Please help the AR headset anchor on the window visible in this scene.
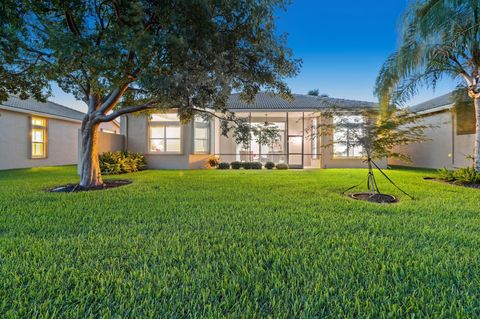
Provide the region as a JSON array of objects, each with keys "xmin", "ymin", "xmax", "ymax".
[
  {"xmin": 456, "ymin": 102, "xmax": 476, "ymax": 135},
  {"xmin": 31, "ymin": 117, "xmax": 47, "ymax": 158},
  {"xmin": 333, "ymin": 115, "xmax": 364, "ymax": 158},
  {"xmin": 148, "ymin": 113, "xmax": 182, "ymax": 153},
  {"xmin": 194, "ymin": 116, "xmax": 210, "ymax": 154}
]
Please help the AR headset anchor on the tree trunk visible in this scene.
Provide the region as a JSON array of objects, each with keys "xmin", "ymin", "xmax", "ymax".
[
  {"xmin": 475, "ymin": 97, "xmax": 480, "ymax": 171},
  {"xmin": 79, "ymin": 119, "xmax": 103, "ymax": 188}
]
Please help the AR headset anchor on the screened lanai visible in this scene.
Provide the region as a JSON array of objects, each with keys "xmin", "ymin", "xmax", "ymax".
[
  {"xmin": 215, "ymin": 111, "xmax": 321, "ymax": 168},
  {"xmin": 212, "ymin": 92, "xmax": 377, "ymax": 169}
]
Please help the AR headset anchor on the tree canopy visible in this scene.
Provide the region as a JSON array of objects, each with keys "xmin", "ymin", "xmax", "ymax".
[
  {"xmin": 1, "ymin": 0, "xmax": 300, "ymax": 120},
  {"xmin": 374, "ymin": 0, "xmax": 480, "ymax": 170},
  {"xmin": 1, "ymin": 0, "xmax": 300, "ymax": 187},
  {"xmin": 375, "ymin": 0, "xmax": 480, "ymax": 107}
]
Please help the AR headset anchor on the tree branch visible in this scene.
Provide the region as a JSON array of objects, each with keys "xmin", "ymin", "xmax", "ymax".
[
  {"xmin": 97, "ymin": 83, "xmax": 130, "ymax": 113},
  {"xmin": 65, "ymin": 10, "xmax": 81, "ymax": 36},
  {"xmin": 96, "ymin": 101, "xmax": 161, "ymax": 122}
]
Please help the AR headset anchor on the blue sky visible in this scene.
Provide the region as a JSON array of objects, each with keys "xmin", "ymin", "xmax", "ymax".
[{"xmin": 50, "ymin": 0, "xmax": 459, "ymax": 112}]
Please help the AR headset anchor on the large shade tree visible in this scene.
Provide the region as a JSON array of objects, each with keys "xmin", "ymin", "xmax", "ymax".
[
  {"xmin": 375, "ymin": 0, "xmax": 480, "ymax": 170},
  {"xmin": 0, "ymin": 0, "xmax": 299, "ymax": 188}
]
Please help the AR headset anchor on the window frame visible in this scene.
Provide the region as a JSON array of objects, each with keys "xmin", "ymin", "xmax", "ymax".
[
  {"xmin": 148, "ymin": 114, "xmax": 183, "ymax": 154},
  {"xmin": 332, "ymin": 115, "xmax": 364, "ymax": 159},
  {"xmin": 30, "ymin": 116, "xmax": 48, "ymax": 159},
  {"xmin": 193, "ymin": 117, "xmax": 211, "ymax": 154}
]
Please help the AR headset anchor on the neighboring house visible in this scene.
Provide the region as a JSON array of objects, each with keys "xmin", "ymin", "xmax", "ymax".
[
  {"xmin": 388, "ymin": 92, "xmax": 475, "ymax": 169},
  {"xmin": 0, "ymin": 95, "xmax": 121, "ymax": 170},
  {"xmin": 122, "ymin": 93, "xmax": 383, "ymax": 169}
]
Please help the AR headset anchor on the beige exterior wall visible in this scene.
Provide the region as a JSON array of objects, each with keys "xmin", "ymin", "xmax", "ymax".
[
  {"xmin": 124, "ymin": 111, "xmax": 379, "ymax": 169},
  {"xmin": 97, "ymin": 131, "xmax": 125, "ymax": 154},
  {"xmin": 388, "ymin": 108, "xmax": 475, "ymax": 169},
  {"xmin": 0, "ymin": 109, "xmax": 80, "ymax": 170},
  {"xmin": 124, "ymin": 114, "xmax": 215, "ymax": 169}
]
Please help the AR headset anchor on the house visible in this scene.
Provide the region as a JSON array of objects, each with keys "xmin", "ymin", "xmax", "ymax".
[
  {"xmin": 388, "ymin": 92, "xmax": 475, "ymax": 169},
  {"xmin": 122, "ymin": 93, "xmax": 383, "ymax": 169},
  {"xmin": 0, "ymin": 95, "xmax": 121, "ymax": 170}
]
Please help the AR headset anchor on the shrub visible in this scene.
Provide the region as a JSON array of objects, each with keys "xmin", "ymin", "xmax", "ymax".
[
  {"xmin": 242, "ymin": 162, "xmax": 252, "ymax": 169},
  {"xmin": 250, "ymin": 162, "xmax": 263, "ymax": 169},
  {"xmin": 206, "ymin": 157, "xmax": 220, "ymax": 169},
  {"xmin": 243, "ymin": 162, "xmax": 262, "ymax": 169},
  {"xmin": 453, "ymin": 167, "xmax": 479, "ymax": 183},
  {"xmin": 276, "ymin": 163, "xmax": 289, "ymax": 170},
  {"xmin": 218, "ymin": 162, "xmax": 230, "ymax": 169},
  {"xmin": 230, "ymin": 161, "xmax": 242, "ymax": 169},
  {"xmin": 265, "ymin": 162, "xmax": 275, "ymax": 169},
  {"xmin": 438, "ymin": 166, "xmax": 480, "ymax": 184},
  {"xmin": 438, "ymin": 167, "xmax": 455, "ymax": 182},
  {"xmin": 99, "ymin": 151, "xmax": 146, "ymax": 175}
]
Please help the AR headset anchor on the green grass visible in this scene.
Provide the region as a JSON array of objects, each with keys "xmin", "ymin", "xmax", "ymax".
[{"xmin": 1, "ymin": 166, "xmax": 480, "ymax": 318}]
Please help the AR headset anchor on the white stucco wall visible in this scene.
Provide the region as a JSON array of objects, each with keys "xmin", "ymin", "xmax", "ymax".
[{"xmin": 388, "ymin": 109, "xmax": 475, "ymax": 169}]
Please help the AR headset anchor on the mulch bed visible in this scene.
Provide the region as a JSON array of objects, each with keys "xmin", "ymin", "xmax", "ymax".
[
  {"xmin": 347, "ymin": 192, "xmax": 398, "ymax": 204},
  {"xmin": 423, "ymin": 177, "xmax": 480, "ymax": 189},
  {"xmin": 48, "ymin": 180, "xmax": 132, "ymax": 193}
]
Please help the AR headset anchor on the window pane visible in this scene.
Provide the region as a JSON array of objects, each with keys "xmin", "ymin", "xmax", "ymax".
[
  {"xmin": 166, "ymin": 126, "xmax": 181, "ymax": 138},
  {"xmin": 150, "ymin": 126, "xmax": 165, "ymax": 138},
  {"xmin": 32, "ymin": 117, "xmax": 46, "ymax": 127},
  {"xmin": 195, "ymin": 140, "xmax": 209, "ymax": 153},
  {"xmin": 32, "ymin": 129, "xmax": 45, "ymax": 142},
  {"xmin": 150, "ymin": 113, "xmax": 179, "ymax": 122},
  {"xmin": 333, "ymin": 115, "xmax": 364, "ymax": 158},
  {"xmin": 32, "ymin": 143, "xmax": 44, "ymax": 157},
  {"xmin": 166, "ymin": 139, "xmax": 181, "ymax": 152},
  {"xmin": 350, "ymin": 145, "xmax": 363, "ymax": 157},
  {"xmin": 333, "ymin": 143, "xmax": 348, "ymax": 157},
  {"xmin": 195, "ymin": 127, "xmax": 208, "ymax": 139},
  {"xmin": 150, "ymin": 139, "xmax": 165, "ymax": 153}
]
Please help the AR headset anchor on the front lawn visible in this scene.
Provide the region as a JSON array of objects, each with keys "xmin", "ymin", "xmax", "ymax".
[{"xmin": 1, "ymin": 166, "xmax": 480, "ymax": 318}]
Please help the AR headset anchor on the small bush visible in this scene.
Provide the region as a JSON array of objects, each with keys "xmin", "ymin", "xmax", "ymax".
[
  {"xmin": 206, "ymin": 157, "xmax": 220, "ymax": 169},
  {"xmin": 251, "ymin": 162, "xmax": 263, "ymax": 169},
  {"xmin": 438, "ymin": 167, "xmax": 455, "ymax": 182},
  {"xmin": 230, "ymin": 161, "xmax": 242, "ymax": 169},
  {"xmin": 453, "ymin": 167, "xmax": 479, "ymax": 183},
  {"xmin": 218, "ymin": 162, "xmax": 230, "ymax": 169},
  {"xmin": 243, "ymin": 162, "xmax": 262, "ymax": 169},
  {"xmin": 276, "ymin": 163, "xmax": 289, "ymax": 170},
  {"xmin": 438, "ymin": 166, "xmax": 480, "ymax": 184},
  {"xmin": 242, "ymin": 162, "xmax": 252, "ymax": 169},
  {"xmin": 265, "ymin": 162, "xmax": 275, "ymax": 169},
  {"xmin": 99, "ymin": 151, "xmax": 146, "ymax": 175}
]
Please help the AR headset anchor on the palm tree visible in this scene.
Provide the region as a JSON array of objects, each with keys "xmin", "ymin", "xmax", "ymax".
[{"xmin": 375, "ymin": 0, "xmax": 480, "ymax": 170}]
